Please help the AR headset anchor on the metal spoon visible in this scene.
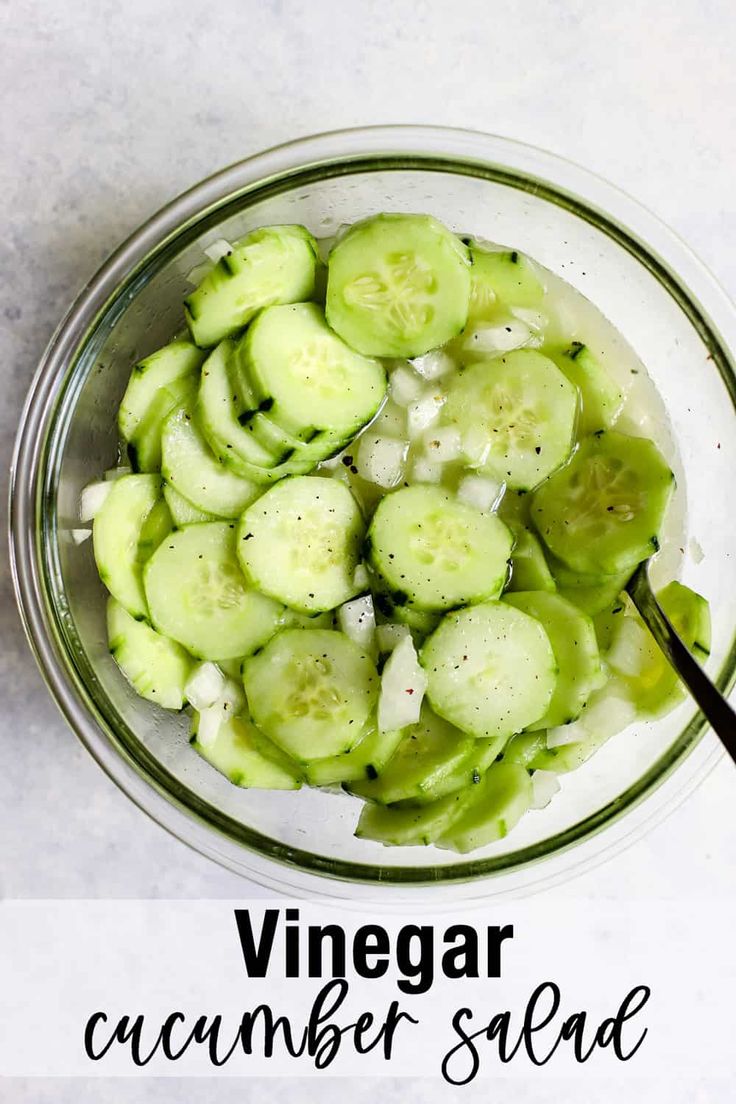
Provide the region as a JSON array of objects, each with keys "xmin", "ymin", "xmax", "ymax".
[{"xmin": 626, "ymin": 561, "xmax": 736, "ymax": 765}]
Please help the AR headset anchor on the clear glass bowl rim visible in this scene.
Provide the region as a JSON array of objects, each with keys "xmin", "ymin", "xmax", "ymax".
[{"xmin": 9, "ymin": 125, "xmax": 736, "ymax": 898}]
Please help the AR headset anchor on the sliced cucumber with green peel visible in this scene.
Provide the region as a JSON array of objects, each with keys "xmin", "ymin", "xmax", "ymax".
[
  {"xmin": 549, "ymin": 553, "xmax": 631, "ymax": 616},
  {"xmin": 304, "ymin": 725, "xmax": 405, "ymax": 786},
  {"xmin": 129, "ymin": 377, "xmax": 197, "ymax": 473},
  {"xmin": 548, "ymin": 341, "xmax": 623, "ymax": 434},
  {"xmin": 502, "ymin": 730, "xmax": 548, "ymax": 767},
  {"xmin": 185, "ymin": 224, "xmax": 319, "ymax": 347},
  {"xmin": 355, "ymin": 790, "xmax": 473, "ymax": 847},
  {"xmin": 161, "ymin": 405, "xmax": 260, "ymax": 518},
  {"xmin": 506, "ymin": 528, "xmax": 556, "ymax": 593},
  {"xmin": 350, "ymin": 703, "xmax": 475, "ymax": 805},
  {"xmin": 326, "ymin": 214, "xmax": 471, "ymax": 357},
  {"xmin": 192, "ymin": 713, "xmax": 303, "ymax": 790},
  {"xmin": 443, "ymin": 350, "xmax": 578, "ymax": 489},
  {"xmin": 237, "ymin": 476, "xmax": 364, "ymax": 613},
  {"xmin": 437, "ymin": 761, "xmax": 533, "ymax": 852},
  {"xmin": 421, "ymin": 601, "xmax": 557, "ymax": 739},
  {"xmin": 606, "ymin": 581, "xmax": 710, "ymax": 717},
  {"xmin": 528, "ymin": 675, "xmax": 637, "ymax": 773},
  {"xmin": 107, "ymin": 597, "xmax": 192, "ymax": 709},
  {"xmin": 409, "ymin": 732, "xmax": 507, "ymax": 804},
  {"xmin": 531, "ymin": 430, "xmax": 674, "ymax": 575},
  {"xmin": 504, "ymin": 591, "xmax": 601, "ymax": 728},
  {"xmin": 197, "ymin": 340, "xmax": 282, "ymax": 476},
  {"xmin": 467, "ymin": 246, "xmax": 545, "ymax": 320},
  {"xmin": 243, "ymin": 629, "xmax": 379, "ymax": 761},
  {"xmin": 239, "ymin": 302, "xmax": 386, "ymax": 440},
  {"xmin": 356, "ymin": 789, "xmax": 473, "ymax": 846},
  {"xmin": 137, "ymin": 496, "xmax": 173, "ymax": 557},
  {"xmin": 367, "ymin": 484, "xmax": 513, "ymax": 611},
  {"xmin": 144, "ymin": 522, "xmax": 283, "ymax": 660},
  {"xmin": 93, "ymin": 474, "xmax": 162, "ymax": 619},
  {"xmin": 163, "ymin": 483, "xmax": 217, "ymax": 526},
  {"xmin": 118, "ymin": 338, "xmax": 206, "ymax": 442}
]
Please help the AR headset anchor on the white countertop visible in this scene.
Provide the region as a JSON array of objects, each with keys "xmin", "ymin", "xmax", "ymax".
[{"xmin": 1, "ymin": 0, "xmax": 734, "ymax": 1099}]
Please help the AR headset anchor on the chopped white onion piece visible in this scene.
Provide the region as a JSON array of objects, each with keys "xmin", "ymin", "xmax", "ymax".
[
  {"xmin": 389, "ymin": 364, "xmax": 425, "ymax": 407},
  {"xmin": 220, "ymin": 677, "xmax": 246, "ymax": 713},
  {"xmin": 203, "ymin": 238, "xmax": 234, "ymax": 263},
  {"xmin": 376, "ymin": 623, "xmax": 411, "ymax": 654},
  {"xmin": 377, "ymin": 634, "xmax": 427, "ymax": 733},
  {"xmin": 407, "ymin": 390, "xmax": 445, "ymax": 437},
  {"xmin": 103, "ymin": 466, "xmax": 133, "ymax": 481},
  {"xmin": 531, "ymin": 770, "xmax": 561, "ymax": 809},
  {"xmin": 457, "ymin": 474, "xmax": 504, "ymax": 513},
  {"xmin": 423, "ymin": 426, "xmax": 462, "ymax": 462},
  {"xmin": 372, "ymin": 400, "xmax": 406, "ymax": 438},
  {"xmin": 353, "ymin": 563, "xmax": 370, "ymax": 590},
  {"xmin": 461, "ymin": 426, "xmax": 491, "ymax": 468},
  {"xmin": 411, "ymin": 454, "xmax": 443, "ymax": 484},
  {"xmin": 185, "ymin": 662, "xmax": 226, "ymax": 712},
  {"xmin": 185, "ymin": 262, "xmax": 210, "ymax": 286},
  {"xmin": 606, "ymin": 618, "xmax": 652, "ymax": 678},
  {"xmin": 196, "ymin": 703, "xmax": 226, "ymax": 749},
  {"xmin": 79, "ymin": 480, "xmax": 113, "ymax": 521},
  {"xmin": 337, "ymin": 594, "xmax": 376, "ymax": 654},
  {"xmin": 511, "ymin": 307, "xmax": 548, "ymax": 332},
  {"xmin": 356, "ymin": 434, "xmax": 407, "ymax": 488},
  {"xmin": 689, "ymin": 538, "xmax": 705, "ymax": 564},
  {"xmin": 71, "ymin": 528, "xmax": 92, "ymax": 545},
  {"xmin": 546, "ymin": 686, "xmax": 637, "ymax": 748},
  {"xmin": 410, "ymin": 349, "xmax": 455, "ymax": 380},
  {"xmin": 463, "ymin": 319, "xmax": 533, "ymax": 354}
]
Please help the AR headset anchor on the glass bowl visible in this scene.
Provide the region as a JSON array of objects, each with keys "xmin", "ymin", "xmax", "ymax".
[{"xmin": 10, "ymin": 127, "xmax": 736, "ymax": 901}]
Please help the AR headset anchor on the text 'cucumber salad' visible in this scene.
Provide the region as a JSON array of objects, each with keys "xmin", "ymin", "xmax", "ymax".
[{"xmin": 78, "ymin": 213, "xmax": 711, "ymax": 854}]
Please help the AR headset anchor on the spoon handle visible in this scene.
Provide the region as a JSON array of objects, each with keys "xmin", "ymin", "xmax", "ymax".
[{"xmin": 626, "ymin": 562, "xmax": 736, "ymax": 766}]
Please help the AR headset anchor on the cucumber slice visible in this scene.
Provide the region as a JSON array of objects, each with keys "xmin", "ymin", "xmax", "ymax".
[
  {"xmin": 355, "ymin": 791, "xmax": 471, "ymax": 847},
  {"xmin": 161, "ymin": 405, "xmax": 261, "ymax": 518},
  {"xmin": 437, "ymin": 762, "xmax": 534, "ymax": 852},
  {"xmin": 606, "ymin": 582, "xmax": 711, "ymax": 717},
  {"xmin": 355, "ymin": 790, "xmax": 474, "ymax": 847},
  {"xmin": 502, "ymin": 730, "xmax": 548, "ymax": 767},
  {"xmin": 243, "ymin": 628, "xmax": 379, "ymax": 761},
  {"xmin": 93, "ymin": 474, "xmax": 162, "ymax": 619},
  {"xmin": 163, "ymin": 484, "xmax": 217, "ymax": 527},
  {"xmin": 129, "ymin": 378, "xmax": 198, "ymax": 473},
  {"xmin": 107, "ymin": 598, "xmax": 192, "ymax": 709},
  {"xmin": 138, "ymin": 496, "xmax": 173, "ymax": 557},
  {"xmin": 529, "ymin": 675, "xmax": 637, "ymax": 773},
  {"xmin": 350, "ymin": 703, "xmax": 475, "ymax": 805},
  {"xmin": 443, "ymin": 350, "xmax": 578, "ymax": 490},
  {"xmin": 421, "ymin": 601, "xmax": 557, "ymax": 739},
  {"xmin": 304, "ymin": 725, "xmax": 405, "ymax": 786},
  {"xmin": 506, "ymin": 528, "xmax": 556, "ymax": 593},
  {"xmin": 184, "ymin": 224, "xmax": 319, "ymax": 348},
  {"xmin": 549, "ymin": 553, "xmax": 631, "ymax": 616},
  {"xmin": 237, "ymin": 476, "xmax": 364, "ymax": 613},
  {"xmin": 531, "ymin": 430, "xmax": 675, "ymax": 575},
  {"xmin": 118, "ymin": 338, "xmax": 206, "ymax": 442},
  {"xmin": 407, "ymin": 732, "xmax": 508, "ymax": 804},
  {"xmin": 197, "ymin": 340, "xmax": 281, "ymax": 476},
  {"xmin": 504, "ymin": 591, "xmax": 601, "ymax": 728},
  {"xmin": 240, "ymin": 302, "xmax": 386, "ymax": 439},
  {"xmin": 467, "ymin": 246, "xmax": 545, "ymax": 319},
  {"xmin": 367, "ymin": 485, "xmax": 513, "ymax": 611},
  {"xmin": 192, "ymin": 713, "xmax": 303, "ymax": 790},
  {"xmin": 326, "ymin": 214, "xmax": 471, "ymax": 357},
  {"xmin": 143, "ymin": 522, "xmax": 283, "ymax": 660},
  {"xmin": 548, "ymin": 342, "xmax": 623, "ymax": 434}
]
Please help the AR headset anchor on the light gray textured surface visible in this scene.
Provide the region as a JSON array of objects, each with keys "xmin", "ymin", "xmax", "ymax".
[{"xmin": 1, "ymin": 0, "xmax": 735, "ymax": 1098}]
